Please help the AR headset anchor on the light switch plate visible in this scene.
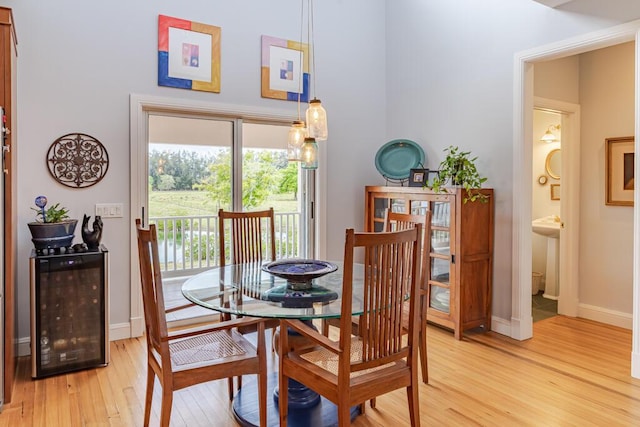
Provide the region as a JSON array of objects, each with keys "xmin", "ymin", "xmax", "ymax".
[{"xmin": 95, "ymin": 203, "xmax": 123, "ymax": 218}]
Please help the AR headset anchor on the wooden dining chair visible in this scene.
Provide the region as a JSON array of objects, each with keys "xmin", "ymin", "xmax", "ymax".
[
  {"xmin": 135, "ymin": 219, "xmax": 267, "ymax": 427},
  {"xmin": 384, "ymin": 209, "xmax": 431, "ymax": 384},
  {"xmin": 323, "ymin": 209, "xmax": 431, "ymax": 385},
  {"xmin": 218, "ymin": 208, "xmax": 279, "ymax": 391},
  {"xmin": 218, "ymin": 207, "xmax": 276, "ymax": 267},
  {"xmin": 279, "ymin": 227, "xmax": 423, "ymax": 427}
]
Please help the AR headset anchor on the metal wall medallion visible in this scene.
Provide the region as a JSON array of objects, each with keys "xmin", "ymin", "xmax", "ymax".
[{"xmin": 47, "ymin": 133, "xmax": 109, "ymax": 188}]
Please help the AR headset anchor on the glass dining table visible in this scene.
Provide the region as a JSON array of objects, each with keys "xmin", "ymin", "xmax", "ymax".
[{"xmin": 181, "ymin": 261, "xmax": 365, "ymax": 427}]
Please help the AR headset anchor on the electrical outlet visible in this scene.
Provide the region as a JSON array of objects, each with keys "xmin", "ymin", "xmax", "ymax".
[{"xmin": 95, "ymin": 203, "xmax": 123, "ymax": 218}]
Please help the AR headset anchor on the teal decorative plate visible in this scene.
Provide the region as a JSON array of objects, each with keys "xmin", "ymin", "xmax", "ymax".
[{"xmin": 375, "ymin": 139, "xmax": 425, "ymax": 180}]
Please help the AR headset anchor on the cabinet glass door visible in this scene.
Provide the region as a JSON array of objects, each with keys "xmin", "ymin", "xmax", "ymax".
[
  {"xmin": 410, "ymin": 200, "xmax": 428, "ymax": 216},
  {"xmin": 372, "ymin": 196, "xmax": 389, "ymax": 232},
  {"xmin": 428, "ymin": 200, "xmax": 452, "ymax": 314}
]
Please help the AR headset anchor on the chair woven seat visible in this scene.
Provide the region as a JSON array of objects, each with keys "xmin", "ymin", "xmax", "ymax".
[
  {"xmin": 170, "ymin": 330, "xmax": 246, "ymax": 367},
  {"xmin": 299, "ymin": 339, "xmax": 396, "ymax": 378}
]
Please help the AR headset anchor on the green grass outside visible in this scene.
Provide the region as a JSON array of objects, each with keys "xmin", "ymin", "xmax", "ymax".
[{"xmin": 149, "ymin": 190, "xmax": 299, "ymax": 218}]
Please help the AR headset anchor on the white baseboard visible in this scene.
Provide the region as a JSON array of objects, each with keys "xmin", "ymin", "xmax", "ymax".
[
  {"xmin": 17, "ymin": 337, "xmax": 30, "ymax": 357},
  {"xmin": 491, "ymin": 316, "xmax": 514, "ymax": 338},
  {"xmin": 109, "ymin": 322, "xmax": 133, "ymax": 341},
  {"xmin": 577, "ymin": 303, "xmax": 632, "ymax": 329}
]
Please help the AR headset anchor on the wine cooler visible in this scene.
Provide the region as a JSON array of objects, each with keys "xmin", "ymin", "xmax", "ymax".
[{"xmin": 29, "ymin": 246, "xmax": 109, "ymax": 378}]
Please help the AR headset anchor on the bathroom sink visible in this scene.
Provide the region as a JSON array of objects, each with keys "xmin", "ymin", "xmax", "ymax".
[{"xmin": 532, "ymin": 215, "xmax": 561, "ymax": 238}]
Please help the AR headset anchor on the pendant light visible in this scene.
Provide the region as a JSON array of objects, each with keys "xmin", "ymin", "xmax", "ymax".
[
  {"xmin": 301, "ymin": 137, "xmax": 318, "ymax": 169},
  {"xmin": 287, "ymin": 120, "xmax": 307, "ymax": 161},
  {"xmin": 306, "ymin": 99, "xmax": 327, "ymax": 141},
  {"xmin": 287, "ymin": 0, "xmax": 325, "ymax": 167},
  {"xmin": 287, "ymin": 0, "xmax": 309, "ymax": 161},
  {"xmin": 305, "ymin": 0, "xmax": 328, "ymax": 141}
]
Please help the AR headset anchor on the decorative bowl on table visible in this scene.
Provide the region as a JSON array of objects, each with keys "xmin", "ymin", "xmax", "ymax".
[{"xmin": 261, "ymin": 259, "xmax": 338, "ymax": 290}]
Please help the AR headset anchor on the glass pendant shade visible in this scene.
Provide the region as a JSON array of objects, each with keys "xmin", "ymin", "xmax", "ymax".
[
  {"xmin": 540, "ymin": 130, "xmax": 557, "ymax": 143},
  {"xmin": 301, "ymin": 137, "xmax": 318, "ymax": 170},
  {"xmin": 306, "ymin": 98, "xmax": 328, "ymax": 141},
  {"xmin": 287, "ymin": 120, "xmax": 308, "ymax": 161}
]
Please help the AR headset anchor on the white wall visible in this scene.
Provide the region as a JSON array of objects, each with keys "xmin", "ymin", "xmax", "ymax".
[
  {"xmin": 7, "ymin": 0, "xmax": 640, "ymax": 345},
  {"xmin": 579, "ymin": 42, "xmax": 635, "ymax": 314},
  {"xmin": 384, "ymin": 0, "xmax": 640, "ymax": 321},
  {"xmin": 5, "ymin": 0, "xmax": 386, "ymax": 344},
  {"xmin": 535, "ymin": 56, "xmax": 581, "ymax": 104}
]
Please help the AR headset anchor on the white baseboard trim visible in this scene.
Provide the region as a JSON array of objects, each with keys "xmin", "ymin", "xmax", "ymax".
[
  {"xmin": 109, "ymin": 322, "xmax": 132, "ymax": 341},
  {"xmin": 491, "ymin": 316, "xmax": 513, "ymax": 338},
  {"xmin": 130, "ymin": 315, "xmax": 145, "ymax": 338},
  {"xmin": 577, "ymin": 303, "xmax": 632, "ymax": 329},
  {"xmin": 17, "ymin": 337, "xmax": 30, "ymax": 357}
]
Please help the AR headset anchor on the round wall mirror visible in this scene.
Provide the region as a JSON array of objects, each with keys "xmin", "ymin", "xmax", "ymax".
[{"xmin": 545, "ymin": 149, "xmax": 561, "ymax": 180}]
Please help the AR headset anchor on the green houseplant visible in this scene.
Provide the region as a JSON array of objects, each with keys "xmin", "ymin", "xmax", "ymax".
[
  {"xmin": 28, "ymin": 197, "xmax": 78, "ymax": 251},
  {"xmin": 31, "ymin": 202, "xmax": 70, "ymax": 223},
  {"xmin": 428, "ymin": 146, "xmax": 489, "ymax": 203}
]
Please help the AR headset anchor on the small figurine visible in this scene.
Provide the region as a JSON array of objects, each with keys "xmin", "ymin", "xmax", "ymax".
[{"xmin": 81, "ymin": 214, "xmax": 103, "ymax": 250}]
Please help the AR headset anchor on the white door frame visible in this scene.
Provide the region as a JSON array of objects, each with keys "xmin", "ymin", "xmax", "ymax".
[
  {"xmin": 512, "ymin": 20, "xmax": 640, "ymax": 377},
  {"xmin": 129, "ymin": 94, "xmax": 328, "ymax": 338}
]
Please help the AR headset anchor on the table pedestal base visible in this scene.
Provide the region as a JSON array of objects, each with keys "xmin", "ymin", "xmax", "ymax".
[{"xmin": 232, "ymin": 372, "xmax": 360, "ymax": 427}]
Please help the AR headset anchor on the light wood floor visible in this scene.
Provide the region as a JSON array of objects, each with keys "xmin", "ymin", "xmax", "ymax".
[{"xmin": 2, "ymin": 316, "xmax": 640, "ymax": 426}]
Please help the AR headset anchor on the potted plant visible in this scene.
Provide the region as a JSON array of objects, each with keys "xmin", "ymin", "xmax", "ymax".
[
  {"xmin": 427, "ymin": 145, "xmax": 489, "ymax": 203},
  {"xmin": 28, "ymin": 196, "xmax": 78, "ymax": 251}
]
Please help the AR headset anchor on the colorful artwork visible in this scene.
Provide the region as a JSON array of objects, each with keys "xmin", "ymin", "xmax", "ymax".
[
  {"xmin": 158, "ymin": 15, "xmax": 221, "ymax": 93},
  {"xmin": 261, "ymin": 35, "xmax": 309, "ymax": 102}
]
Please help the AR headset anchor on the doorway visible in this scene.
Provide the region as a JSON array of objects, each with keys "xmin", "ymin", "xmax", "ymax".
[
  {"xmin": 513, "ymin": 21, "xmax": 640, "ymax": 376},
  {"xmin": 532, "ymin": 108, "xmax": 562, "ymax": 322}
]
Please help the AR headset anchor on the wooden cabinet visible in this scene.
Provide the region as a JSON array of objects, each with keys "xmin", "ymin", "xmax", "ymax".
[
  {"xmin": 365, "ymin": 186, "xmax": 494, "ymax": 339},
  {"xmin": 0, "ymin": 7, "xmax": 16, "ymax": 403}
]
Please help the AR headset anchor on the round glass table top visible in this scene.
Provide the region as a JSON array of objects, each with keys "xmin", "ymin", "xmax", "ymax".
[{"xmin": 181, "ymin": 262, "xmax": 365, "ymax": 320}]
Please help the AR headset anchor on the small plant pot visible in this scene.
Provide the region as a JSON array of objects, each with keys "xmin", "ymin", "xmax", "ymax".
[{"xmin": 28, "ymin": 219, "xmax": 78, "ymax": 251}]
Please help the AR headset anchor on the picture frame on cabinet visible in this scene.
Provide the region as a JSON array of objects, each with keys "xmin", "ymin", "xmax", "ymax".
[
  {"xmin": 605, "ymin": 136, "xmax": 634, "ymax": 206},
  {"xmin": 409, "ymin": 169, "xmax": 428, "ymax": 187}
]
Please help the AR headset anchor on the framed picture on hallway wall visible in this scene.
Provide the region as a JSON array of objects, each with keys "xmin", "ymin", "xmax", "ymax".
[{"xmin": 606, "ymin": 136, "xmax": 634, "ymax": 206}]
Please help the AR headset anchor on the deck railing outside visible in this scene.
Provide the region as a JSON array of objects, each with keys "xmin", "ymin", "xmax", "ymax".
[{"xmin": 151, "ymin": 212, "xmax": 300, "ymax": 277}]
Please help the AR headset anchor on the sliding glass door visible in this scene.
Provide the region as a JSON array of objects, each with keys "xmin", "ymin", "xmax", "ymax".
[{"xmin": 145, "ymin": 112, "xmax": 311, "ymax": 322}]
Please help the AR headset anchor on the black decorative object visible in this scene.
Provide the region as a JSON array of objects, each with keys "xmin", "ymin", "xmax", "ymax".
[
  {"xmin": 263, "ymin": 285, "xmax": 339, "ymax": 308},
  {"xmin": 81, "ymin": 214, "xmax": 103, "ymax": 250},
  {"xmin": 261, "ymin": 259, "xmax": 338, "ymax": 290},
  {"xmin": 47, "ymin": 133, "xmax": 109, "ymax": 188}
]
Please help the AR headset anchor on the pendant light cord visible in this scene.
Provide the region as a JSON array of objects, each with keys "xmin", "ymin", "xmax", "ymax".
[
  {"xmin": 297, "ymin": 0, "xmax": 305, "ymax": 121},
  {"xmin": 309, "ymin": 0, "xmax": 317, "ymax": 100}
]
